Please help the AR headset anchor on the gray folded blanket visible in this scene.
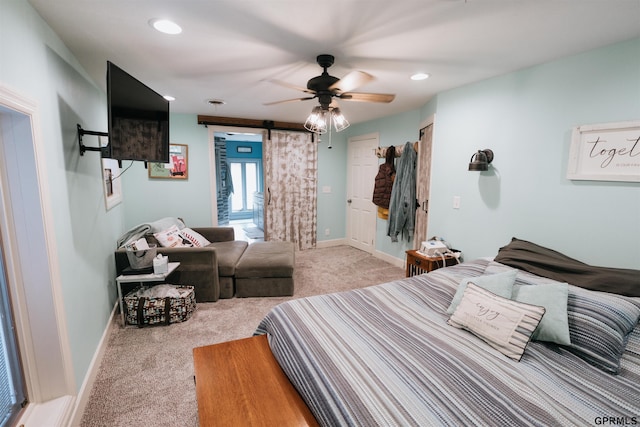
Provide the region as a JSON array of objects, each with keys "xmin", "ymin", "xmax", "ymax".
[{"xmin": 117, "ymin": 217, "xmax": 185, "ymax": 248}]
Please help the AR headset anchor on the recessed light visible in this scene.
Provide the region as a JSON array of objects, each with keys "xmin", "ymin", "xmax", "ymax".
[
  {"xmin": 163, "ymin": 95, "xmax": 175, "ymax": 101},
  {"xmin": 149, "ymin": 19, "xmax": 182, "ymax": 35},
  {"xmin": 411, "ymin": 73, "xmax": 430, "ymax": 81}
]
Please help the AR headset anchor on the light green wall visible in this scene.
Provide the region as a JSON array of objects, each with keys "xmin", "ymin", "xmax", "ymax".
[
  {"xmin": 349, "ymin": 38, "xmax": 639, "ymax": 268},
  {"xmin": 1, "ymin": 0, "xmax": 124, "ymax": 391},
  {"xmin": 426, "ymin": 37, "xmax": 640, "ymax": 268},
  {"xmin": 316, "ymin": 132, "xmax": 348, "ymax": 240}
]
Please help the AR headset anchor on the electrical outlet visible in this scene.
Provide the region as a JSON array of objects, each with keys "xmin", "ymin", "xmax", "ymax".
[
  {"xmin": 453, "ymin": 196, "xmax": 461, "ymax": 209},
  {"xmin": 325, "ymin": 228, "xmax": 330, "ymax": 236}
]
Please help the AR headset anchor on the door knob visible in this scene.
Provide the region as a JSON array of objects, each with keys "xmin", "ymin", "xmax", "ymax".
[{"xmin": 347, "ymin": 199, "xmax": 352, "ymax": 204}]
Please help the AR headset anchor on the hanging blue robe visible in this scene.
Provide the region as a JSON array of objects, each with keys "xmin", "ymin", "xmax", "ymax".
[{"xmin": 387, "ymin": 141, "xmax": 417, "ymax": 242}]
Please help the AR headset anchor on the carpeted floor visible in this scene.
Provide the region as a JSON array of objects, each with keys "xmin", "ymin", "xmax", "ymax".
[{"xmin": 80, "ymin": 245, "xmax": 404, "ymax": 427}]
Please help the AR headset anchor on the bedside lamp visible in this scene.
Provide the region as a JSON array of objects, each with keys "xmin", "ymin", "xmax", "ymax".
[{"xmin": 468, "ymin": 149, "xmax": 494, "ymax": 171}]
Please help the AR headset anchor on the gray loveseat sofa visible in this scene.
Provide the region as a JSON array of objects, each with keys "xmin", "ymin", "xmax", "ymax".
[{"xmin": 115, "ymin": 227, "xmax": 248, "ymax": 302}]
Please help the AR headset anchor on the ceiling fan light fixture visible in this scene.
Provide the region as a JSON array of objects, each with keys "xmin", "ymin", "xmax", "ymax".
[
  {"xmin": 304, "ymin": 106, "xmax": 328, "ymax": 134},
  {"xmin": 411, "ymin": 73, "xmax": 430, "ymax": 81},
  {"xmin": 331, "ymin": 108, "xmax": 350, "ymax": 132},
  {"xmin": 149, "ymin": 19, "xmax": 182, "ymax": 35}
]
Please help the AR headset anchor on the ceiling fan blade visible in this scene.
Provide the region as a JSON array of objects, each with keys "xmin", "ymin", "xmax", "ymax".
[
  {"xmin": 339, "ymin": 92, "xmax": 396, "ymax": 103},
  {"xmin": 329, "ymin": 71, "xmax": 374, "ymax": 93},
  {"xmin": 267, "ymin": 79, "xmax": 315, "ymax": 94},
  {"xmin": 263, "ymin": 96, "xmax": 316, "ymax": 106}
]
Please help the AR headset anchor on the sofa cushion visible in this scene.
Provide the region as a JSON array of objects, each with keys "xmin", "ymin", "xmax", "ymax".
[
  {"xmin": 236, "ymin": 242, "xmax": 294, "ymax": 278},
  {"xmin": 208, "ymin": 240, "xmax": 248, "ymax": 276}
]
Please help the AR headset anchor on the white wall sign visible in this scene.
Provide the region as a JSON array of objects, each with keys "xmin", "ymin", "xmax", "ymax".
[{"xmin": 567, "ymin": 120, "xmax": 640, "ymax": 182}]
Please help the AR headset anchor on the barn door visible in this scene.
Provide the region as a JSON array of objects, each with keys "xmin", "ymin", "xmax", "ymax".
[
  {"xmin": 414, "ymin": 124, "xmax": 433, "ymax": 248},
  {"xmin": 263, "ymin": 130, "xmax": 317, "ymax": 250}
]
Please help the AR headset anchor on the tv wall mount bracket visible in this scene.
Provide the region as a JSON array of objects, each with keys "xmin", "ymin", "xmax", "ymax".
[{"xmin": 77, "ymin": 124, "xmax": 109, "ymax": 156}]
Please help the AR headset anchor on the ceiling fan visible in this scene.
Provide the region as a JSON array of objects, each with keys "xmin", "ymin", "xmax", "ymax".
[{"xmin": 264, "ymin": 54, "xmax": 396, "ymax": 110}]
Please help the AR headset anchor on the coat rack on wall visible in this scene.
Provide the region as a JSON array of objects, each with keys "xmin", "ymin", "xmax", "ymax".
[{"xmin": 374, "ymin": 141, "xmax": 418, "ymax": 158}]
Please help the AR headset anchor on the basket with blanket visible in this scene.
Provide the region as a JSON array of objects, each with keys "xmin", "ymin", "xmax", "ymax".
[{"xmin": 124, "ymin": 284, "xmax": 196, "ymax": 327}]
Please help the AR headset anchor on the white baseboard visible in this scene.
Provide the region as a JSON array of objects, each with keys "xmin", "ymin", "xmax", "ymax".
[
  {"xmin": 67, "ymin": 303, "xmax": 118, "ymax": 427},
  {"xmin": 18, "ymin": 395, "xmax": 75, "ymax": 427},
  {"xmin": 374, "ymin": 249, "xmax": 404, "ymax": 269},
  {"xmin": 316, "ymin": 238, "xmax": 347, "ymax": 248}
]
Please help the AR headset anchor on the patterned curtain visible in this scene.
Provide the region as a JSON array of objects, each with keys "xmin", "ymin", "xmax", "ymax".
[
  {"xmin": 263, "ymin": 130, "xmax": 317, "ymax": 250},
  {"xmin": 413, "ymin": 124, "xmax": 433, "ymax": 249}
]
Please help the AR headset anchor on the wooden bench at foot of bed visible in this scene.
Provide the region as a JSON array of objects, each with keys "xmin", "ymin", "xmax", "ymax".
[{"xmin": 193, "ymin": 334, "xmax": 319, "ymax": 427}]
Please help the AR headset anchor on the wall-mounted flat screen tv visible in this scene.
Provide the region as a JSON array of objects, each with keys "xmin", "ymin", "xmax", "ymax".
[{"xmin": 105, "ymin": 61, "xmax": 169, "ymax": 163}]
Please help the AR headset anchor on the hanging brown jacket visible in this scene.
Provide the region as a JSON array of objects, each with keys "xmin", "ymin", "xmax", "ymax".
[{"xmin": 372, "ymin": 146, "xmax": 396, "ymax": 209}]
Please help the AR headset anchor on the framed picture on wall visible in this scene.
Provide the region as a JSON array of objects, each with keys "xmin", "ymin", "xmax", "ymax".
[
  {"xmin": 100, "ymin": 136, "xmax": 123, "ymax": 210},
  {"xmin": 567, "ymin": 120, "xmax": 640, "ymax": 182},
  {"xmin": 148, "ymin": 144, "xmax": 188, "ymax": 179}
]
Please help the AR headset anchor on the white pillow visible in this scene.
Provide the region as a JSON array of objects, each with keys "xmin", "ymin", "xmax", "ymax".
[
  {"xmin": 179, "ymin": 228, "xmax": 211, "ymax": 248},
  {"xmin": 154, "ymin": 225, "xmax": 191, "ymax": 248},
  {"xmin": 448, "ymin": 282, "xmax": 546, "ymax": 361}
]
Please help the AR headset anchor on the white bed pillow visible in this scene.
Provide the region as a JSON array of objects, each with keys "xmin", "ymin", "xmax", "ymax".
[
  {"xmin": 448, "ymin": 282, "xmax": 546, "ymax": 361},
  {"xmin": 154, "ymin": 225, "xmax": 191, "ymax": 248},
  {"xmin": 179, "ymin": 227, "xmax": 211, "ymax": 248}
]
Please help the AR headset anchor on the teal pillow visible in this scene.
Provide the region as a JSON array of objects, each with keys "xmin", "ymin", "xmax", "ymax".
[
  {"xmin": 447, "ymin": 270, "xmax": 517, "ymax": 314},
  {"xmin": 512, "ymin": 283, "xmax": 571, "ymax": 346}
]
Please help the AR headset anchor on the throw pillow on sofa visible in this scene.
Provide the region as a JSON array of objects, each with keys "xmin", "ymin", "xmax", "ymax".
[
  {"xmin": 154, "ymin": 225, "xmax": 191, "ymax": 248},
  {"xmin": 179, "ymin": 228, "xmax": 211, "ymax": 248}
]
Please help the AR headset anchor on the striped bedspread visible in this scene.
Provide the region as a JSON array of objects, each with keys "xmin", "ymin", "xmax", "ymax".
[{"xmin": 255, "ymin": 259, "xmax": 640, "ymax": 427}]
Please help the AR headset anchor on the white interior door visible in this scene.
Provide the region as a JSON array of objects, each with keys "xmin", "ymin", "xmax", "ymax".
[{"xmin": 346, "ymin": 133, "xmax": 379, "ymax": 253}]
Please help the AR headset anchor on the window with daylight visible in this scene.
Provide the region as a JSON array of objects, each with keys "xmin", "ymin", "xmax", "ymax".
[
  {"xmin": 229, "ymin": 160, "xmax": 260, "ymax": 220},
  {"xmin": 0, "ymin": 242, "xmax": 26, "ymax": 427}
]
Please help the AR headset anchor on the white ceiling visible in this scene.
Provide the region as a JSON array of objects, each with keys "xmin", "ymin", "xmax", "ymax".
[{"xmin": 28, "ymin": 0, "xmax": 640, "ymax": 126}]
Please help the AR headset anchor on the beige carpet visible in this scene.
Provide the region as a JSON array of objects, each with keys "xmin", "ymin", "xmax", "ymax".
[{"xmin": 80, "ymin": 245, "xmax": 404, "ymax": 427}]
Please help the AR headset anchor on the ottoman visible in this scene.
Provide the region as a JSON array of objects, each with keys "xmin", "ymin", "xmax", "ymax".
[{"xmin": 235, "ymin": 242, "xmax": 295, "ymax": 297}]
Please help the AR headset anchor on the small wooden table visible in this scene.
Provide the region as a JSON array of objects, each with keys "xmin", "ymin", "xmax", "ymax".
[
  {"xmin": 193, "ymin": 335, "xmax": 319, "ymax": 427},
  {"xmin": 406, "ymin": 250, "xmax": 458, "ymax": 277}
]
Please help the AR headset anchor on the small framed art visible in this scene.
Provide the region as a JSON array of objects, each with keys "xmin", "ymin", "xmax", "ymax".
[{"xmin": 149, "ymin": 144, "xmax": 188, "ymax": 179}]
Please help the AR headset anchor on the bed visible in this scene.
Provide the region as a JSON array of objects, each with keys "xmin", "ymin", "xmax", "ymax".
[{"xmin": 255, "ymin": 239, "xmax": 640, "ymax": 426}]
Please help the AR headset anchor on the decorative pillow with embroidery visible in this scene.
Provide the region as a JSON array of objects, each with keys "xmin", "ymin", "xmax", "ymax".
[
  {"xmin": 153, "ymin": 225, "xmax": 191, "ymax": 248},
  {"xmin": 448, "ymin": 282, "xmax": 546, "ymax": 361},
  {"xmin": 179, "ymin": 228, "xmax": 211, "ymax": 248}
]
